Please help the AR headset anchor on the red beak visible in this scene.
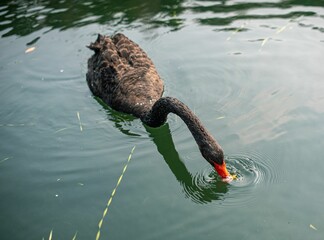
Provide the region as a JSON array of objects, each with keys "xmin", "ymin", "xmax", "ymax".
[{"xmin": 214, "ymin": 161, "xmax": 230, "ymax": 179}]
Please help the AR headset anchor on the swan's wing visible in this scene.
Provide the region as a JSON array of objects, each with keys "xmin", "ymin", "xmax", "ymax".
[{"xmin": 87, "ymin": 33, "xmax": 164, "ymax": 117}]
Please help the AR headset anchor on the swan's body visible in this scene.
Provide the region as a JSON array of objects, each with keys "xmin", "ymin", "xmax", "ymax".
[{"xmin": 87, "ymin": 33, "xmax": 230, "ymax": 179}]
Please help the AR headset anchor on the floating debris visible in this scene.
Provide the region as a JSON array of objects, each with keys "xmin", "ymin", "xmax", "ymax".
[
  {"xmin": 227, "ymin": 22, "xmax": 248, "ymax": 41},
  {"xmin": 77, "ymin": 111, "xmax": 83, "ymax": 131},
  {"xmin": 55, "ymin": 127, "xmax": 69, "ymax": 133},
  {"xmin": 96, "ymin": 146, "xmax": 136, "ymax": 240},
  {"xmin": 72, "ymin": 231, "xmax": 78, "ymax": 240},
  {"xmin": 259, "ymin": 21, "xmax": 291, "ymax": 51},
  {"xmin": 0, "ymin": 123, "xmax": 34, "ymax": 127},
  {"xmin": 261, "ymin": 37, "xmax": 270, "ymax": 47},
  {"xmin": 44, "ymin": 229, "xmax": 77, "ymax": 240},
  {"xmin": 0, "ymin": 157, "xmax": 10, "ymax": 164},
  {"xmin": 49, "ymin": 229, "xmax": 53, "ymax": 240},
  {"xmin": 276, "ymin": 25, "xmax": 287, "ymax": 34},
  {"xmin": 25, "ymin": 46, "xmax": 36, "ymax": 53},
  {"xmin": 310, "ymin": 224, "xmax": 317, "ymax": 231},
  {"xmin": 216, "ymin": 116, "xmax": 225, "ymax": 120}
]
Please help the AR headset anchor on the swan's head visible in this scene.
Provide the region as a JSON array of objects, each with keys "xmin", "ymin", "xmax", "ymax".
[{"xmin": 200, "ymin": 145, "xmax": 230, "ymax": 179}]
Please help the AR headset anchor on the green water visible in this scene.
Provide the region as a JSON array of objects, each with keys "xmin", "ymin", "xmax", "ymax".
[{"xmin": 1, "ymin": 0, "xmax": 324, "ymax": 239}]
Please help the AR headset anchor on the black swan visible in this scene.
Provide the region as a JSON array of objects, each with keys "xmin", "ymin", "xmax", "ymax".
[{"xmin": 86, "ymin": 33, "xmax": 232, "ymax": 180}]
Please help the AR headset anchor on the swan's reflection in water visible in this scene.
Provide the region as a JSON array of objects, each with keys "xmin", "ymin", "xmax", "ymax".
[
  {"xmin": 147, "ymin": 124, "xmax": 277, "ymax": 205},
  {"xmin": 101, "ymin": 103, "xmax": 274, "ymax": 205},
  {"xmin": 99, "ymin": 102, "xmax": 230, "ymax": 203},
  {"xmin": 146, "ymin": 123, "xmax": 229, "ymax": 204}
]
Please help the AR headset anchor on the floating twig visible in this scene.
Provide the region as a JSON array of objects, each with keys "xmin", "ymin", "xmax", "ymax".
[
  {"xmin": 227, "ymin": 22, "xmax": 248, "ymax": 41},
  {"xmin": 0, "ymin": 123, "xmax": 34, "ymax": 127},
  {"xmin": 0, "ymin": 157, "xmax": 11, "ymax": 164},
  {"xmin": 49, "ymin": 229, "xmax": 53, "ymax": 240},
  {"xmin": 276, "ymin": 25, "xmax": 287, "ymax": 34},
  {"xmin": 261, "ymin": 37, "xmax": 270, "ymax": 47},
  {"xmin": 25, "ymin": 46, "xmax": 36, "ymax": 53},
  {"xmin": 76, "ymin": 112, "xmax": 83, "ymax": 131},
  {"xmin": 310, "ymin": 224, "xmax": 317, "ymax": 231},
  {"xmin": 259, "ymin": 22, "xmax": 291, "ymax": 51},
  {"xmin": 55, "ymin": 127, "xmax": 69, "ymax": 133},
  {"xmin": 96, "ymin": 146, "xmax": 136, "ymax": 240},
  {"xmin": 72, "ymin": 231, "xmax": 78, "ymax": 240}
]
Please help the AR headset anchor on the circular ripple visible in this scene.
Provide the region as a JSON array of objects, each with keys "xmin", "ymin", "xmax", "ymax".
[
  {"xmin": 181, "ymin": 169, "xmax": 230, "ymax": 204},
  {"xmin": 227, "ymin": 151, "xmax": 280, "ymax": 186},
  {"xmin": 186, "ymin": 152, "xmax": 279, "ymax": 205}
]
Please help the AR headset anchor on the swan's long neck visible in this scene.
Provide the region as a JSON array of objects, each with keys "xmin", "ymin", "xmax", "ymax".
[{"xmin": 142, "ymin": 97, "xmax": 224, "ymax": 165}]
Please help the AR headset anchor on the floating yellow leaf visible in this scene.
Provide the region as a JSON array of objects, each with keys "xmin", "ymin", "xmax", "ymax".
[
  {"xmin": 25, "ymin": 47, "xmax": 36, "ymax": 53},
  {"xmin": 231, "ymin": 174, "xmax": 237, "ymax": 180}
]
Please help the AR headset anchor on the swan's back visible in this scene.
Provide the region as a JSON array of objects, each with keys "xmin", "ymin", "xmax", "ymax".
[{"xmin": 87, "ymin": 33, "xmax": 164, "ymax": 118}]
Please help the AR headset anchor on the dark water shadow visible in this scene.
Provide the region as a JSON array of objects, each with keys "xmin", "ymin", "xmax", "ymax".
[
  {"xmin": 1, "ymin": 0, "xmax": 322, "ymax": 38},
  {"xmin": 0, "ymin": 0, "xmax": 187, "ymax": 37},
  {"xmin": 95, "ymin": 97, "xmax": 141, "ymax": 137},
  {"xmin": 145, "ymin": 123, "xmax": 229, "ymax": 204}
]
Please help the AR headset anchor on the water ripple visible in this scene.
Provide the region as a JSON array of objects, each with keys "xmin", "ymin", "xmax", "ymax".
[{"xmin": 186, "ymin": 152, "xmax": 278, "ymax": 205}]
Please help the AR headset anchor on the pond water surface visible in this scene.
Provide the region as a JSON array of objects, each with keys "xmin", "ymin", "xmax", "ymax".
[{"xmin": 1, "ymin": 0, "xmax": 324, "ymax": 239}]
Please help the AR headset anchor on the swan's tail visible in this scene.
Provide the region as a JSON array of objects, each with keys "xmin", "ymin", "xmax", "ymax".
[{"xmin": 87, "ymin": 34, "xmax": 105, "ymax": 52}]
